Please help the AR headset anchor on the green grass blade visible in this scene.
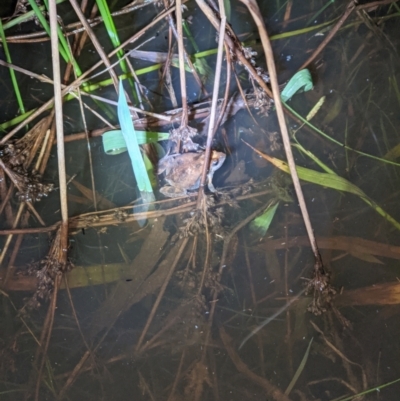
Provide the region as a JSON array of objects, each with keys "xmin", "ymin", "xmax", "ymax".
[
  {"xmin": 306, "ymin": 0, "xmax": 335, "ymax": 26},
  {"xmin": 27, "ymin": 0, "xmax": 81, "ymax": 75},
  {"xmin": 182, "ymin": 20, "xmax": 213, "ymax": 82},
  {"xmin": 0, "ymin": 19, "xmax": 25, "ymax": 113},
  {"xmin": 250, "ymin": 202, "xmax": 279, "ymax": 236},
  {"xmin": 285, "ymin": 337, "xmax": 313, "ymax": 395},
  {"xmin": 284, "ymin": 102, "xmax": 400, "ymax": 167},
  {"xmin": 96, "ymin": 0, "xmax": 137, "ymax": 101},
  {"xmin": 117, "ymin": 80, "xmax": 154, "ymax": 196},
  {"xmin": 244, "ymin": 141, "xmax": 400, "ymax": 231},
  {"xmin": 333, "ymin": 376, "xmax": 400, "ymax": 401},
  {"xmin": 42, "ymin": 0, "xmax": 82, "ymax": 75},
  {"xmin": 292, "ymin": 143, "xmax": 336, "ymax": 174},
  {"xmin": 224, "ymin": 0, "xmax": 231, "ymax": 21},
  {"xmin": 3, "ymin": 0, "xmax": 66, "ymax": 30}
]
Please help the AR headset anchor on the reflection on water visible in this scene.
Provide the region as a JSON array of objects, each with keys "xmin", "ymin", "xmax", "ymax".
[{"xmin": 1, "ymin": 0, "xmax": 400, "ymax": 400}]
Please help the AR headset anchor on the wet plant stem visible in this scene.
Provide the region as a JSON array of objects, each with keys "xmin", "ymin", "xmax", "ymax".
[
  {"xmin": 240, "ymin": 0, "xmax": 323, "ymax": 270},
  {"xmin": 196, "ymin": 10, "xmax": 226, "ymax": 207},
  {"xmin": 175, "ymin": 0, "xmax": 189, "ymax": 128},
  {"xmin": 49, "ymin": 0, "xmax": 68, "ymax": 229}
]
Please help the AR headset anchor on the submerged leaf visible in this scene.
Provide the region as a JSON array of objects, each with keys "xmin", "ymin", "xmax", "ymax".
[
  {"xmin": 250, "ymin": 202, "xmax": 279, "ymax": 237},
  {"xmin": 281, "ymin": 69, "xmax": 313, "ymax": 102},
  {"xmin": 350, "ymin": 251, "xmax": 384, "ymax": 265}
]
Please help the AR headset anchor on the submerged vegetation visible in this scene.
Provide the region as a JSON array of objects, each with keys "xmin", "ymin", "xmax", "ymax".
[{"xmin": 0, "ymin": 0, "xmax": 400, "ymax": 400}]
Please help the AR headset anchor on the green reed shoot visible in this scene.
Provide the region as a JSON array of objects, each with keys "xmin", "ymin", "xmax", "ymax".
[
  {"xmin": 96, "ymin": 0, "xmax": 137, "ymax": 102},
  {"xmin": 285, "ymin": 338, "xmax": 313, "ymax": 395},
  {"xmin": 27, "ymin": 0, "xmax": 82, "ymax": 76},
  {"xmin": 250, "ymin": 201, "xmax": 279, "ymax": 237},
  {"xmin": 245, "ymin": 141, "xmax": 400, "ymax": 232},
  {"xmin": 2, "ymin": 0, "xmax": 66, "ymax": 31},
  {"xmin": 306, "ymin": 0, "xmax": 335, "ymax": 26},
  {"xmin": 0, "ymin": 19, "xmax": 25, "ymax": 114},
  {"xmin": 182, "ymin": 20, "xmax": 213, "ymax": 84}
]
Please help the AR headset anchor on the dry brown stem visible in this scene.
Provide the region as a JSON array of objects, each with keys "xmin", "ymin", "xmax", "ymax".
[
  {"xmin": 196, "ymin": 7, "xmax": 226, "ymax": 207},
  {"xmin": 239, "ymin": 0, "xmax": 323, "ymax": 273},
  {"xmin": 68, "ymin": 0, "xmax": 119, "ymax": 91},
  {"xmin": 298, "ymin": 0, "xmax": 357, "ymax": 71}
]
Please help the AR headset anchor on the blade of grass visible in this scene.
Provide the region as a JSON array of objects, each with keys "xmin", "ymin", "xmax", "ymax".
[
  {"xmin": 250, "ymin": 202, "xmax": 279, "ymax": 236},
  {"xmin": 333, "ymin": 376, "xmax": 400, "ymax": 401},
  {"xmin": 0, "ymin": 19, "xmax": 25, "ymax": 114},
  {"xmin": 285, "ymin": 337, "xmax": 313, "ymax": 395},
  {"xmin": 306, "ymin": 0, "xmax": 335, "ymax": 26},
  {"xmin": 244, "ymin": 140, "xmax": 400, "ymax": 231},
  {"xmin": 27, "ymin": 0, "xmax": 82, "ymax": 75},
  {"xmin": 182, "ymin": 20, "xmax": 213, "ymax": 83},
  {"xmin": 95, "ymin": 0, "xmax": 137, "ymax": 102},
  {"xmin": 3, "ymin": 0, "xmax": 66, "ymax": 31},
  {"xmin": 284, "ymin": 101, "xmax": 400, "ymax": 167}
]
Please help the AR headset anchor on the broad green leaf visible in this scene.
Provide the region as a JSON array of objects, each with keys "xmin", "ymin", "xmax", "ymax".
[
  {"xmin": 250, "ymin": 202, "xmax": 279, "ymax": 237},
  {"xmin": 102, "ymin": 130, "xmax": 169, "ymax": 155},
  {"xmin": 117, "ymin": 80, "xmax": 154, "ymax": 197},
  {"xmin": 281, "ymin": 69, "xmax": 313, "ymax": 102}
]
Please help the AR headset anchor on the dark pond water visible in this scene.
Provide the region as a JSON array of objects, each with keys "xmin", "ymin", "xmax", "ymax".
[{"xmin": 1, "ymin": 0, "xmax": 400, "ymax": 400}]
